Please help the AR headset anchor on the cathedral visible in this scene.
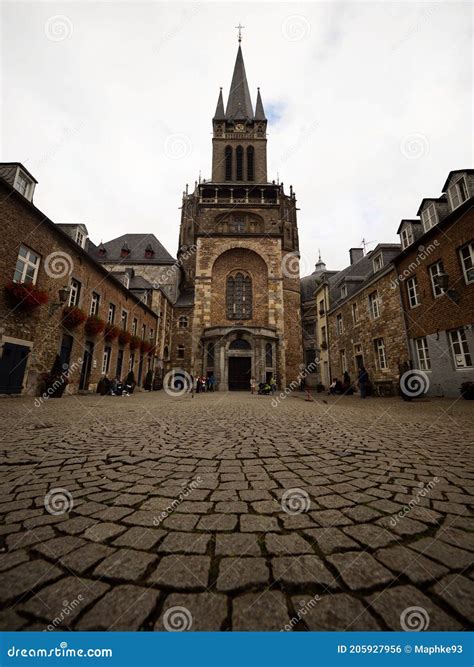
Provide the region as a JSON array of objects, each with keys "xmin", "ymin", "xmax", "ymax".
[{"xmin": 170, "ymin": 42, "xmax": 303, "ymax": 390}]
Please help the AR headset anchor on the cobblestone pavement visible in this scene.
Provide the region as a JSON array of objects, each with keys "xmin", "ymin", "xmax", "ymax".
[{"xmin": 0, "ymin": 390, "xmax": 473, "ymax": 632}]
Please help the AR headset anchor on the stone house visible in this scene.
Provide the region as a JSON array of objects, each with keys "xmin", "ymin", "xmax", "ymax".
[
  {"xmin": 393, "ymin": 169, "xmax": 474, "ymax": 397},
  {"xmin": 0, "ymin": 165, "xmax": 163, "ymax": 395}
]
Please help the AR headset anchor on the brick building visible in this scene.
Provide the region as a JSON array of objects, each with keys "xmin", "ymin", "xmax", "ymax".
[
  {"xmin": 327, "ymin": 245, "xmax": 409, "ymax": 395},
  {"xmin": 0, "ymin": 165, "xmax": 163, "ymax": 395},
  {"xmin": 393, "ymin": 169, "xmax": 474, "ymax": 397},
  {"xmin": 170, "ymin": 44, "xmax": 303, "ymax": 389}
]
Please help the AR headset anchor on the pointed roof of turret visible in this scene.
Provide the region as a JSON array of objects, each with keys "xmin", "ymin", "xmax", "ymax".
[
  {"xmin": 254, "ymin": 88, "xmax": 266, "ymax": 120},
  {"xmin": 213, "ymin": 88, "xmax": 226, "ymax": 120},
  {"xmin": 225, "ymin": 45, "xmax": 254, "ymax": 121}
]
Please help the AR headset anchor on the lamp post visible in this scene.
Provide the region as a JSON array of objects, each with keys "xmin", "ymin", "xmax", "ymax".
[
  {"xmin": 49, "ymin": 286, "xmax": 71, "ymax": 315},
  {"xmin": 437, "ymin": 272, "xmax": 460, "ymax": 304}
]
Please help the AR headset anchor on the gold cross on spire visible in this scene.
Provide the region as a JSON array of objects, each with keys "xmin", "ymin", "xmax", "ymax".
[{"xmin": 235, "ymin": 23, "xmax": 245, "ymax": 43}]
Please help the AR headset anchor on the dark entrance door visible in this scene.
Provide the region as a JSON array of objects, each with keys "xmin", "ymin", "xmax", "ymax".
[
  {"xmin": 0, "ymin": 343, "xmax": 30, "ymax": 394},
  {"xmin": 228, "ymin": 356, "xmax": 251, "ymax": 391},
  {"xmin": 59, "ymin": 334, "xmax": 73, "ymax": 370},
  {"xmin": 79, "ymin": 341, "xmax": 94, "ymax": 391}
]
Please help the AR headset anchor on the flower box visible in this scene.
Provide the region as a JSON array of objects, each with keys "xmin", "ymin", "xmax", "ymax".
[
  {"xmin": 5, "ymin": 281, "xmax": 49, "ymax": 312},
  {"xmin": 140, "ymin": 340, "xmax": 153, "ymax": 354},
  {"xmin": 118, "ymin": 330, "xmax": 131, "ymax": 345},
  {"xmin": 62, "ymin": 306, "xmax": 87, "ymax": 329},
  {"xmin": 320, "ymin": 341, "xmax": 328, "ymax": 350},
  {"xmin": 85, "ymin": 315, "xmax": 106, "ymax": 336},
  {"xmin": 104, "ymin": 324, "xmax": 120, "ymax": 341},
  {"xmin": 129, "ymin": 335, "xmax": 141, "ymax": 351}
]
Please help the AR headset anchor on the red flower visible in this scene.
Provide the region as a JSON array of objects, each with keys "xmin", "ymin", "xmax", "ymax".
[
  {"xmin": 118, "ymin": 330, "xmax": 131, "ymax": 345},
  {"xmin": 5, "ymin": 281, "xmax": 49, "ymax": 312},
  {"xmin": 85, "ymin": 315, "xmax": 106, "ymax": 336},
  {"xmin": 62, "ymin": 306, "xmax": 87, "ymax": 329},
  {"xmin": 129, "ymin": 335, "xmax": 141, "ymax": 351},
  {"xmin": 104, "ymin": 324, "xmax": 120, "ymax": 341}
]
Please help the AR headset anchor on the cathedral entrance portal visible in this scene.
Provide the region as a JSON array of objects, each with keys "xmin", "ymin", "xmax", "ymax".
[{"xmin": 228, "ymin": 356, "xmax": 251, "ymax": 391}]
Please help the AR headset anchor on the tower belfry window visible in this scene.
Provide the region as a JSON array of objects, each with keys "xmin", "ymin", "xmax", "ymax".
[
  {"xmin": 226, "ymin": 272, "xmax": 252, "ymax": 320},
  {"xmin": 225, "ymin": 146, "xmax": 232, "ymax": 181},
  {"xmin": 247, "ymin": 146, "xmax": 254, "ymax": 181},
  {"xmin": 236, "ymin": 146, "xmax": 243, "ymax": 181}
]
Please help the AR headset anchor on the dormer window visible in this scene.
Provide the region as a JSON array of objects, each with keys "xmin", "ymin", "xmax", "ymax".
[
  {"xmin": 144, "ymin": 244, "xmax": 155, "ymax": 259},
  {"xmin": 14, "ymin": 170, "xmax": 33, "ymax": 200},
  {"xmin": 373, "ymin": 254, "xmax": 384, "ymax": 272},
  {"xmin": 401, "ymin": 226, "xmax": 414, "ymax": 249},
  {"xmin": 421, "ymin": 203, "xmax": 438, "ymax": 233},
  {"xmin": 121, "ymin": 244, "xmax": 130, "ymax": 258},
  {"xmin": 75, "ymin": 230, "xmax": 85, "ymax": 248},
  {"xmin": 98, "ymin": 247, "xmax": 107, "ymax": 257},
  {"xmin": 448, "ymin": 177, "xmax": 468, "ymax": 211},
  {"xmin": 123, "ymin": 274, "xmax": 130, "ymax": 289},
  {"xmin": 341, "ymin": 284, "xmax": 347, "ymax": 299}
]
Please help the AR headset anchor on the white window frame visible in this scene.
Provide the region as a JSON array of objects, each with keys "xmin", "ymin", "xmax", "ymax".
[
  {"xmin": 108, "ymin": 303, "xmax": 116, "ymax": 324},
  {"xmin": 369, "ymin": 291, "xmax": 381, "ymax": 319},
  {"xmin": 336, "ymin": 314, "xmax": 343, "ymax": 335},
  {"xmin": 177, "ymin": 345, "xmax": 185, "ymax": 360},
  {"xmin": 14, "ymin": 169, "xmax": 33, "ymax": 199},
  {"xmin": 449, "ymin": 329, "xmax": 472, "ymax": 369},
  {"xmin": 406, "ymin": 276, "xmax": 420, "ymax": 308},
  {"xmin": 448, "ymin": 177, "xmax": 468, "ymax": 211},
  {"xmin": 121, "ymin": 310, "xmax": 128, "ymax": 330},
  {"xmin": 341, "ymin": 284, "xmax": 347, "ymax": 299},
  {"xmin": 75, "ymin": 230, "xmax": 85, "ymax": 248},
  {"xmin": 68, "ymin": 279, "xmax": 81, "ymax": 307},
  {"xmin": 90, "ymin": 292, "xmax": 100, "ymax": 316},
  {"xmin": 129, "ymin": 353, "xmax": 135, "ymax": 372},
  {"xmin": 429, "ymin": 261, "xmax": 444, "ymax": 298},
  {"xmin": 132, "ymin": 318, "xmax": 138, "ymax": 336},
  {"xmin": 102, "ymin": 347, "xmax": 111, "ymax": 374},
  {"xmin": 415, "ymin": 337, "xmax": 431, "ymax": 371},
  {"xmin": 340, "ymin": 349, "xmax": 346, "ymax": 373},
  {"xmin": 459, "ymin": 242, "xmax": 474, "ymax": 284},
  {"xmin": 149, "ymin": 328, "xmax": 154, "ymax": 343},
  {"xmin": 421, "ymin": 203, "xmax": 438, "ymax": 233},
  {"xmin": 373, "ymin": 254, "xmax": 384, "ymax": 272},
  {"xmin": 13, "ymin": 245, "xmax": 40, "ymax": 284},
  {"xmin": 351, "ymin": 302, "xmax": 359, "ymax": 323},
  {"xmin": 401, "ymin": 226, "xmax": 413, "ymax": 249},
  {"xmin": 374, "ymin": 338, "xmax": 387, "ymax": 370}
]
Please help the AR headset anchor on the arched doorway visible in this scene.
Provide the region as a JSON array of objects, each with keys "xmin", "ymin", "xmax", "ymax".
[{"xmin": 228, "ymin": 338, "xmax": 251, "ymax": 390}]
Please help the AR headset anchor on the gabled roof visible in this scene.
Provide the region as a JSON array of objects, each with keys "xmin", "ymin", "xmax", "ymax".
[
  {"xmin": 174, "ymin": 289, "xmax": 195, "ymax": 308},
  {"xmin": 90, "ymin": 233, "xmax": 175, "ymax": 265},
  {"xmin": 416, "ymin": 195, "xmax": 447, "ymax": 216},
  {"xmin": 442, "ymin": 169, "xmax": 474, "ymax": 192},
  {"xmin": 225, "ymin": 45, "xmax": 254, "ymax": 121},
  {"xmin": 396, "ymin": 219, "xmax": 422, "ymax": 234},
  {"xmin": 213, "ymin": 88, "xmax": 226, "ymax": 121},
  {"xmin": 0, "ymin": 162, "xmax": 38, "ymax": 183},
  {"xmin": 254, "ymin": 88, "xmax": 266, "ymax": 121}
]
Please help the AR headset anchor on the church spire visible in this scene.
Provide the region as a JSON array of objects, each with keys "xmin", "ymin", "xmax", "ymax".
[
  {"xmin": 213, "ymin": 88, "xmax": 225, "ymax": 120},
  {"xmin": 255, "ymin": 88, "xmax": 266, "ymax": 120},
  {"xmin": 225, "ymin": 45, "xmax": 254, "ymax": 121}
]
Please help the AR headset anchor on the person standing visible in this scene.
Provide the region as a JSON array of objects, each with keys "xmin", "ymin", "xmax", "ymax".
[
  {"xmin": 270, "ymin": 376, "xmax": 277, "ymax": 395},
  {"xmin": 250, "ymin": 377, "xmax": 256, "ymax": 394},
  {"xmin": 358, "ymin": 366, "xmax": 368, "ymax": 399}
]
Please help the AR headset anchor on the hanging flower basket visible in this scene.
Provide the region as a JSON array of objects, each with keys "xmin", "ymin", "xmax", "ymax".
[
  {"xmin": 62, "ymin": 306, "xmax": 87, "ymax": 329},
  {"xmin": 5, "ymin": 281, "xmax": 49, "ymax": 312},
  {"xmin": 320, "ymin": 341, "xmax": 328, "ymax": 350},
  {"xmin": 85, "ymin": 315, "xmax": 106, "ymax": 336},
  {"xmin": 129, "ymin": 335, "xmax": 141, "ymax": 351},
  {"xmin": 104, "ymin": 324, "xmax": 120, "ymax": 341},
  {"xmin": 140, "ymin": 340, "xmax": 153, "ymax": 354},
  {"xmin": 118, "ymin": 330, "xmax": 131, "ymax": 346}
]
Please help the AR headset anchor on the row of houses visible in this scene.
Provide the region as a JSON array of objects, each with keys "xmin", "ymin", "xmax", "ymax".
[
  {"xmin": 0, "ymin": 162, "xmax": 177, "ymax": 396},
  {"xmin": 301, "ymin": 169, "xmax": 474, "ymax": 398}
]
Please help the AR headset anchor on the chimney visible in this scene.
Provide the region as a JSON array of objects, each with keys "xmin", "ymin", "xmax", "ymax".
[{"xmin": 349, "ymin": 248, "xmax": 364, "ymax": 265}]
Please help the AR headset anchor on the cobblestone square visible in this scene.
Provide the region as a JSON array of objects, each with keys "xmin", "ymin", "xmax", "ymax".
[{"xmin": 0, "ymin": 391, "xmax": 473, "ymax": 631}]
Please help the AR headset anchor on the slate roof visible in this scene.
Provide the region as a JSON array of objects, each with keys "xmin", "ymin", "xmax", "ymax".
[
  {"xmin": 90, "ymin": 234, "xmax": 175, "ymax": 265},
  {"xmin": 174, "ymin": 289, "xmax": 195, "ymax": 308},
  {"xmin": 225, "ymin": 46, "xmax": 254, "ymax": 121}
]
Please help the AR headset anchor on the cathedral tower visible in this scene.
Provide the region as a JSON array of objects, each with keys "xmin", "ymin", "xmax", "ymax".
[{"xmin": 173, "ymin": 40, "xmax": 303, "ymax": 390}]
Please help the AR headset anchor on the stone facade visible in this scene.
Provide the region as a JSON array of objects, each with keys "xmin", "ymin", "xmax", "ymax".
[{"xmin": 0, "ymin": 178, "xmax": 162, "ymax": 395}]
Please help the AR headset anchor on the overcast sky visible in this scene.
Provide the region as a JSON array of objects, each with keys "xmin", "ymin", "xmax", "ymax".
[{"xmin": 2, "ymin": 1, "xmax": 472, "ymax": 275}]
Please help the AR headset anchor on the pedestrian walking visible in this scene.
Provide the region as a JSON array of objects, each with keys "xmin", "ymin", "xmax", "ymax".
[{"xmin": 358, "ymin": 366, "xmax": 368, "ymax": 399}]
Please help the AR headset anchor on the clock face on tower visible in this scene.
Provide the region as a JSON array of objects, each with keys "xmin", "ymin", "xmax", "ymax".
[{"xmin": 235, "ymin": 123, "xmax": 245, "ymax": 132}]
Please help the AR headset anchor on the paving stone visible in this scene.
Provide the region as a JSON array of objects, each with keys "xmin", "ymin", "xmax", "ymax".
[
  {"xmin": 293, "ymin": 593, "xmax": 381, "ymax": 630},
  {"xmin": 430, "ymin": 575, "xmax": 474, "ymax": 623},
  {"xmin": 6, "ymin": 526, "xmax": 55, "ymax": 551},
  {"xmin": 240, "ymin": 515, "xmax": 279, "ymax": 532},
  {"xmin": 160, "ymin": 514, "xmax": 200, "ymax": 531},
  {"xmin": 33, "ymin": 536, "xmax": 87, "ymax": 560},
  {"xmin": 303, "ymin": 528, "xmax": 359, "ymax": 555},
  {"xmin": 328, "ymin": 552, "xmax": 394, "ymax": 590},
  {"xmin": 196, "ymin": 514, "xmax": 238, "ymax": 531},
  {"xmin": 367, "ymin": 585, "xmax": 462, "ymax": 631},
  {"xmin": 57, "ymin": 516, "xmax": 98, "ymax": 535},
  {"xmin": 216, "ymin": 558, "xmax": 269, "ymax": 592},
  {"xmin": 409, "ymin": 538, "xmax": 473, "ymax": 569},
  {"xmin": 233, "ymin": 591, "xmax": 289, "ymax": 630},
  {"xmin": 310, "ymin": 510, "xmax": 352, "ymax": 527},
  {"xmin": 435, "ymin": 526, "xmax": 474, "ymax": 552},
  {"xmin": 215, "ymin": 501, "xmax": 248, "ymax": 513},
  {"xmin": 0, "ymin": 560, "xmax": 63, "ymax": 604},
  {"xmin": 112, "ymin": 527, "xmax": 166, "ymax": 550},
  {"xmin": 84, "ymin": 523, "xmax": 126, "ymax": 542},
  {"xmin": 18, "ymin": 577, "xmax": 109, "ymax": 628},
  {"xmin": 272, "ymin": 556, "xmax": 335, "ymax": 588},
  {"xmin": 343, "ymin": 524, "xmax": 398, "ymax": 549},
  {"xmin": 343, "ymin": 506, "xmax": 382, "ymax": 522},
  {"xmin": 77, "ymin": 585, "xmax": 160, "ymax": 630},
  {"xmin": 155, "ymin": 593, "xmax": 227, "ymax": 631},
  {"xmin": 264, "ymin": 533, "xmax": 313, "ymax": 555},
  {"xmin": 93, "ymin": 548, "xmax": 156, "ymax": 581},
  {"xmin": 0, "ymin": 609, "xmax": 28, "ymax": 630},
  {"xmin": 60, "ymin": 543, "xmax": 116, "ymax": 574},
  {"xmin": 0, "ymin": 549, "xmax": 29, "ymax": 572},
  {"xmin": 91, "ymin": 506, "xmax": 134, "ymax": 521},
  {"xmin": 158, "ymin": 532, "xmax": 211, "ymax": 554},
  {"xmin": 375, "ymin": 545, "xmax": 449, "ymax": 584},
  {"xmin": 149, "ymin": 555, "xmax": 210, "ymax": 589}
]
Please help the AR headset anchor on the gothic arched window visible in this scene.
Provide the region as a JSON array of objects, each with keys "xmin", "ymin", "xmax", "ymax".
[
  {"xmin": 265, "ymin": 342, "xmax": 273, "ymax": 366},
  {"xmin": 247, "ymin": 146, "xmax": 254, "ymax": 181},
  {"xmin": 226, "ymin": 272, "xmax": 252, "ymax": 320},
  {"xmin": 236, "ymin": 146, "xmax": 243, "ymax": 181},
  {"xmin": 225, "ymin": 146, "xmax": 232, "ymax": 181}
]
